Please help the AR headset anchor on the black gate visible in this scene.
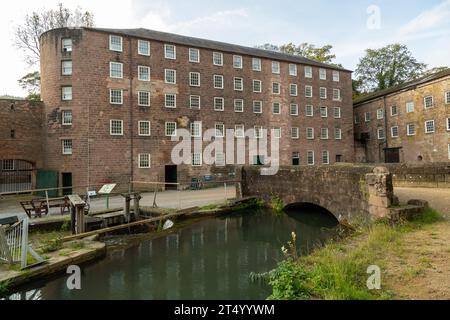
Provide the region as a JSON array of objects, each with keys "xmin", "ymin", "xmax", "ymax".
[{"xmin": 0, "ymin": 160, "xmax": 33, "ymax": 193}]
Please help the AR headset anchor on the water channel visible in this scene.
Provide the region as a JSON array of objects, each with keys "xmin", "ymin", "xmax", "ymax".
[{"xmin": 8, "ymin": 207, "xmax": 339, "ymax": 300}]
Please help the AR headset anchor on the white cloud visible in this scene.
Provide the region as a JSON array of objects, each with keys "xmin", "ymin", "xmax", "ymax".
[{"xmin": 397, "ymin": 0, "xmax": 450, "ymax": 36}]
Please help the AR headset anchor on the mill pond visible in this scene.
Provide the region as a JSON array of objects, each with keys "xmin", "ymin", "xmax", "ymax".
[{"xmin": 7, "ymin": 207, "xmax": 339, "ymax": 300}]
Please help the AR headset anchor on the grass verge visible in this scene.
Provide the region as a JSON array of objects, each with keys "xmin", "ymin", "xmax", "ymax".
[{"xmin": 265, "ymin": 207, "xmax": 443, "ymax": 300}]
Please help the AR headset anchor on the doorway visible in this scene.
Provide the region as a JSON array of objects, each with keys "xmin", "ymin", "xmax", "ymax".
[
  {"xmin": 62, "ymin": 172, "xmax": 72, "ymax": 195},
  {"xmin": 384, "ymin": 148, "xmax": 400, "ymax": 163},
  {"xmin": 165, "ymin": 165, "xmax": 177, "ymax": 190}
]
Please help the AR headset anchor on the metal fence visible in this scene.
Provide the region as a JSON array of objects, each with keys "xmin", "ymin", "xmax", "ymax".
[{"xmin": 0, "ymin": 160, "xmax": 33, "ymax": 193}]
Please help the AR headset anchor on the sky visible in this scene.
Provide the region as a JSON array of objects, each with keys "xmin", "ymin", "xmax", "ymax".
[{"xmin": 1, "ymin": 0, "xmax": 449, "ymax": 96}]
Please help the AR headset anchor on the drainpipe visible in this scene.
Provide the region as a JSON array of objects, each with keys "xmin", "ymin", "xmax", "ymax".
[
  {"xmin": 378, "ymin": 95, "xmax": 388, "ymax": 163},
  {"xmin": 128, "ymin": 36, "xmax": 134, "ymax": 191}
]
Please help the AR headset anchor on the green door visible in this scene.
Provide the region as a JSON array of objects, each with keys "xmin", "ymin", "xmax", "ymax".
[{"xmin": 36, "ymin": 170, "xmax": 59, "ymax": 197}]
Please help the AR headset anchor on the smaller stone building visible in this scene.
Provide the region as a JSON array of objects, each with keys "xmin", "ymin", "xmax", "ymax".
[{"xmin": 353, "ymin": 69, "xmax": 450, "ymax": 163}]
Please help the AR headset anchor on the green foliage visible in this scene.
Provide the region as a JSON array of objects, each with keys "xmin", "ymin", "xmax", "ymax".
[
  {"xmin": 269, "ymin": 195, "xmax": 284, "ymax": 214},
  {"xmin": 60, "ymin": 220, "xmax": 71, "ymax": 232},
  {"xmin": 40, "ymin": 236, "xmax": 64, "ymax": 253},
  {"xmin": 0, "ymin": 280, "xmax": 11, "ymax": 297},
  {"xmin": 268, "ymin": 259, "xmax": 310, "ymax": 300},
  {"xmin": 18, "ymin": 71, "xmax": 40, "ymax": 98},
  {"xmin": 355, "ymin": 44, "xmax": 427, "ymax": 93}
]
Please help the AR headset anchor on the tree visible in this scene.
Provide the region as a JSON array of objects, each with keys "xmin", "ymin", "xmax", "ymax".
[
  {"xmin": 354, "ymin": 44, "xmax": 427, "ymax": 93},
  {"xmin": 256, "ymin": 42, "xmax": 341, "ymax": 67},
  {"xmin": 18, "ymin": 71, "xmax": 41, "ymax": 101},
  {"xmin": 14, "ymin": 3, "xmax": 94, "ymax": 66}
]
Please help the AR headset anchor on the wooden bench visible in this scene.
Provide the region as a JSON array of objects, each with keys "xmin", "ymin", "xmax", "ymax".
[{"xmin": 20, "ymin": 196, "xmax": 71, "ymax": 218}]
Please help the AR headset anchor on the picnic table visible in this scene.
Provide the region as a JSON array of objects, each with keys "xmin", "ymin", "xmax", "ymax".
[{"xmin": 20, "ymin": 196, "xmax": 71, "ymax": 218}]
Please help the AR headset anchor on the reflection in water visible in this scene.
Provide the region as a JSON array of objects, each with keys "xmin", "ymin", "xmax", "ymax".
[{"xmin": 9, "ymin": 208, "xmax": 338, "ymax": 300}]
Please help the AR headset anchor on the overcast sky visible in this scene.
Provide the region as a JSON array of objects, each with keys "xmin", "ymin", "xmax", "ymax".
[{"xmin": 1, "ymin": 0, "xmax": 449, "ymax": 96}]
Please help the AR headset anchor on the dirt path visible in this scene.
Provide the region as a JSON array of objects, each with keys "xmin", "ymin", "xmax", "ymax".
[{"xmin": 381, "ymin": 187, "xmax": 450, "ymax": 299}]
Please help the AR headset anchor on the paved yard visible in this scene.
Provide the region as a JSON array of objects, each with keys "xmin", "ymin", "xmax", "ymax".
[
  {"xmin": 0, "ymin": 186, "xmax": 237, "ymax": 219},
  {"xmin": 395, "ymin": 187, "xmax": 450, "ymax": 216}
]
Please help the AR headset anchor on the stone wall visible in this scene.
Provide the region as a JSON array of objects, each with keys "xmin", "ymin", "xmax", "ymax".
[
  {"xmin": 241, "ymin": 164, "xmax": 394, "ymax": 224},
  {"xmin": 384, "ymin": 163, "xmax": 450, "ymax": 188}
]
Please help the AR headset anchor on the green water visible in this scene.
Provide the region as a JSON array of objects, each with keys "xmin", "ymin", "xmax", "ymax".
[{"xmin": 8, "ymin": 207, "xmax": 338, "ymax": 300}]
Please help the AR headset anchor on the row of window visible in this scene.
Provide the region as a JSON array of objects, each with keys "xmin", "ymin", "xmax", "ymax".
[
  {"xmin": 374, "ymin": 118, "xmax": 450, "ymax": 140},
  {"xmin": 355, "ymin": 92, "xmax": 450, "ymax": 124},
  {"xmin": 108, "ymin": 35, "xmax": 341, "ymax": 80},
  {"xmin": 107, "ymin": 62, "xmax": 343, "ymax": 100}
]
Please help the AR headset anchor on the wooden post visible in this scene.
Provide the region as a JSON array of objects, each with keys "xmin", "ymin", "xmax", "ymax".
[
  {"xmin": 133, "ymin": 193, "xmax": 141, "ymax": 219},
  {"xmin": 68, "ymin": 195, "xmax": 86, "ymax": 235},
  {"xmin": 124, "ymin": 194, "xmax": 131, "ymax": 223}
]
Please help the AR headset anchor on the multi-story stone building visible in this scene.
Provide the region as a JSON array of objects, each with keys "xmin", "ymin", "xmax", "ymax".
[
  {"xmin": 3, "ymin": 27, "xmax": 354, "ymax": 192},
  {"xmin": 354, "ymin": 69, "xmax": 450, "ymax": 163}
]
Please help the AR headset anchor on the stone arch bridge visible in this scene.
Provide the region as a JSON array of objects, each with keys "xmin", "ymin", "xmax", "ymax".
[{"xmin": 240, "ymin": 165, "xmax": 395, "ymax": 224}]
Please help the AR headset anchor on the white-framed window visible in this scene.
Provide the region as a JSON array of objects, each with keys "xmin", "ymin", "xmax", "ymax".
[
  {"xmin": 164, "ymin": 44, "xmax": 176, "ymax": 59},
  {"xmin": 138, "ymin": 154, "xmax": 151, "ymax": 168},
  {"xmin": 307, "ymin": 151, "xmax": 314, "ymax": 165},
  {"xmin": 319, "ymin": 68, "xmax": 327, "ymax": 80},
  {"xmin": 233, "ymin": 55, "xmax": 243, "ymax": 69},
  {"xmin": 192, "ymin": 153, "xmax": 202, "ymax": 166},
  {"xmin": 213, "ymin": 52, "xmax": 223, "ymax": 66},
  {"xmin": 253, "ymin": 101, "xmax": 262, "ymax": 113},
  {"xmin": 365, "ymin": 112, "xmax": 371, "ymax": 122},
  {"xmin": 61, "ymin": 60, "xmax": 72, "ymax": 75},
  {"xmin": 253, "ymin": 80, "xmax": 262, "ymax": 93},
  {"xmin": 189, "ymin": 48, "xmax": 200, "ymax": 63},
  {"xmin": 391, "ymin": 126, "xmax": 399, "ymax": 138},
  {"xmin": 189, "ymin": 72, "xmax": 200, "ymax": 87},
  {"xmin": 62, "ymin": 86, "xmax": 72, "ymax": 101},
  {"xmin": 333, "ymin": 89, "xmax": 341, "ymax": 101},
  {"xmin": 110, "ymin": 62, "xmax": 123, "ymax": 78},
  {"xmin": 406, "ymin": 102, "xmax": 415, "ymax": 113},
  {"xmin": 306, "ymin": 127, "xmax": 314, "ymax": 139},
  {"xmin": 62, "ymin": 38, "xmax": 72, "ymax": 52},
  {"xmin": 190, "ymin": 121, "xmax": 202, "ymax": 137},
  {"xmin": 289, "ymin": 64, "xmax": 297, "ymax": 76},
  {"xmin": 234, "ymin": 77, "xmax": 243, "ymax": 91},
  {"xmin": 320, "ymin": 106, "xmax": 328, "ymax": 118},
  {"xmin": 305, "ymin": 85, "xmax": 313, "ymax": 98},
  {"xmin": 165, "ymin": 69, "xmax": 176, "ymax": 84},
  {"xmin": 407, "ymin": 123, "xmax": 416, "ymax": 136},
  {"xmin": 290, "ymin": 84, "xmax": 298, "ymax": 96},
  {"xmin": 320, "ymin": 128, "xmax": 329, "ymax": 140},
  {"xmin": 446, "ymin": 91, "xmax": 450, "ymax": 104},
  {"xmin": 234, "ymin": 99, "xmax": 244, "ymax": 112},
  {"xmin": 272, "ymin": 127, "xmax": 281, "ymax": 139},
  {"xmin": 424, "ymin": 96, "xmax": 433, "ymax": 109},
  {"xmin": 377, "ymin": 127, "xmax": 385, "ymax": 140},
  {"xmin": 215, "ymin": 122, "xmax": 225, "ymax": 137},
  {"xmin": 319, "ymin": 87, "xmax": 327, "ymax": 99},
  {"xmin": 252, "ymin": 58, "xmax": 261, "ymax": 71},
  {"xmin": 292, "ymin": 152, "xmax": 300, "ymax": 165},
  {"xmin": 334, "ymin": 128, "xmax": 342, "ymax": 140},
  {"xmin": 272, "ymin": 61, "xmax": 280, "ymax": 74},
  {"xmin": 305, "ymin": 105, "xmax": 314, "ymax": 117},
  {"xmin": 138, "ymin": 91, "xmax": 150, "ymax": 106},
  {"xmin": 138, "ymin": 40, "xmax": 150, "ymax": 56},
  {"xmin": 165, "ymin": 94, "xmax": 176, "ymax": 108},
  {"xmin": 272, "ymin": 102, "xmax": 281, "ymax": 114},
  {"xmin": 322, "ymin": 151, "xmax": 330, "ymax": 164},
  {"xmin": 448, "ymin": 144, "xmax": 450, "ymax": 160},
  {"xmin": 213, "ymin": 74, "xmax": 224, "ymax": 89},
  {"xmin": 190, "ymin": 95, "xmax": 201, "ymax": 110},
  {"xmin": 447, "ymin": 117, "xmax": 450, "ymax": 131},
  {"xmin": 109, "ymin": 35, "xmax": 122, "ymax": 52},
  {"xmin": 62, "ymin": 139, "xmax": 72, "ymax": 155},
  {"xmin": 254, "ymin": 126, "xmax": 263, "ymax": 139},
  {"xmin": 354, "ymin": 115, "xmax": 360, "ymax": 124},
  {"xmin": 110, "ymin": 119, "xmax": 123, "ymax": 135},
  {"xmin": 391, "ymin": 105, "xmax": 398, "ymax": 116},
  {"xmin": 110, "ymin": 89, "xmax": 123, "ymax": 105},
  {"xmin": 304, "ymin": 66, "xmax": 312, "ymax": 78},
  {"xmin": 334, "ymin": 107, "xmax": 341, "ymax": 119},
  {"xmin": 272, "ymin": 82, "xmax": 281, "ymax": 94},
  {"xmin": 215, "ymin": 152, "xmax": 226, "ymax": 167},
  {"xmin": 214, "ymin": 97, "xmax": 224, "ymax": 111},
  {"xmin": 165, "ymin": 122, "xmax": 177, "ymax": 136},
  {"xmin": 290, "ymin": 104, "xmax": 299, "ymax": 116},
  {"xmin": 291, "ymin": 127, "xmax": 299, "ymax": 139},
  {"xmin": 62, "ymin": 110, "xmax": 72, "ymax": 126},
  {"xmin": 138, "ymin": 121, "xmax": 151, "ymax": 136},
  {"xmin": 332, "ymin": 70, "xmax": 340, "ymax": 82},
  {"xmin": 138, "ymin": 65, "xmax": 150, "ymax": 81},
  {"xmin": 377, "ymin": 108, "xmax": 384, "ymax": 120},
  {"xmin": 425, "ymin": 120, "xmax": 435, "ymax": 133},
  {"xmin": 235, "ymin": 124, "xmax": 245, "ymax": 138}
]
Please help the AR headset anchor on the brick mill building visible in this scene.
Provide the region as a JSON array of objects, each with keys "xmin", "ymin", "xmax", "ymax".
[
  {"xmin": 2, "ymin": 27, "xmax": 354, "ymax": 193},
  {"xmin": 354, "ymin": 69, "xmax": 450, "ymax": 163}
]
